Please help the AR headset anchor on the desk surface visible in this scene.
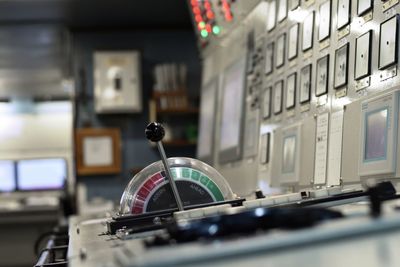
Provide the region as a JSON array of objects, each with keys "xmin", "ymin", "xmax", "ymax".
[{"xmin": 67, "ymin": 199, "xmax": 400, "ymax": 267}]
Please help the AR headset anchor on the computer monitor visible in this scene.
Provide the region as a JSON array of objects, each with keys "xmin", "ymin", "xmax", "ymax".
[
  {"xmin": 359, "ymin": 91, "xmax": 399, "ymax": 176},
  {"xmin": 197, "ymin": 78, "xmax": 218, "ymax": 164},
  {"xmin": 218, "ymin": 55, "xmax": 247, "ymax": 163},
  {"xmin": 17, "ymin": 158, "xmax": 67, "ymax": 191},
  {"xmin": 0, "ymin": 160, "xmax": 16, "ymax": 192}
]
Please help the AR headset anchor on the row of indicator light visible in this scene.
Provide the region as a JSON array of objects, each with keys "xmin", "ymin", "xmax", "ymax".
[{"xmin": 190, "ymin": 0, "xmax": 227, "ymax": 39}]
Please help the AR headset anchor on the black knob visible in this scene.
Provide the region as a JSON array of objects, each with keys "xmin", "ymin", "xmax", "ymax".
[{"xmin": 145, "ymin": 122, "xmax": 165, "ymax": 142}]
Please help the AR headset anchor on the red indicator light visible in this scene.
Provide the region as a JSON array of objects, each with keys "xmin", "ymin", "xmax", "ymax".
[
  {"xmin": 204, "ymin": 1, "xmax": 212, "ymax": 9},
  {"xmin": 206, "ymin": 24, "xmax": 212, "ymax": 33},
  {"xmin": 225, "ymin": 12, "xmax": 233, "ymax": 21},
  {"xmin": 206, "ymin": 10, "xmax": 215, "ymax": 19},
  {"xmin": 195, "ymin": 14, "xmax": 203, "ymax": 22},
  {"xmin": 223, "ymin": 2, "xmax": 230, "ymax": 10},
  {"xmin": 191, "ymin": 0, "xmax": 198, "ymax": 6},
  {"xmin": 193, "ymin": 6, "xmax": 201, "ymax": 14}
]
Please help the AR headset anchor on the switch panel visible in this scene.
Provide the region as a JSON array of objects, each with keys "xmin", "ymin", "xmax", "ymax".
[
  {"xmin": 277, "ymin": 0, "xmax": 288, "ymax": 23},
  {"xmin": 274, "ymin": 80, "xmax": 284, "ymax": 115},
  {"xmin": 357, "ymin": 0, "xmax": 372, "ymax": 15},
  {"xmin": 300, "ymin": 64, "xmax": 312, "ymax": 103},
  {"xmin": 379, "ymin": 15, "xmax": 398, "ymax": 70},
  {"xmin": 316, "ymin": 55, "xmax": 329, "ymax": 96},
  {"xmin": 94, "ymin": 51, "xmax": 142, "ymax": 113},
  {"xmin": 355, "ymin": 30, "xmax": 372, "ymax": 80},
  {"xmin": 337, "ymin": 0, "xmax": 351, "ymax": 29},
  {"xmin": 267, "ymin": 0, "xmax": 277, "ymax": 31},
  {"xmin": 262, "ymin": 86, "xmax": 272, "ymax": 119},
  {"xmin": 276, "ymin": 33, "xmax": 286, "ymax": 68},
  {"xmin": 286, "ymin": 73, "xmax": 297, "ymax": 109},
  {"xmin": 265, "ymin": 42, "xmax": 274, "ymax": 75},
  {"xmin": 334, "ymin": 43, "xmax": 349, "ymax": 89},
  {"xmin": 319, "ymin": 1, "xmax": 331, "ymax": 42},
  {"xmin": 290, "ymin": 0, "xmax": 300, "ymax": 10},
  {"xmin": 260, "ymin": 132, "xmax": 271, "ymax": 164},
  {"xmin": 302, "ymin": 11, "xmax": 315, "ymax": 51},
  {"xmin": 288, "ymin": 23, "xmax": 299, "ymax": 60}
]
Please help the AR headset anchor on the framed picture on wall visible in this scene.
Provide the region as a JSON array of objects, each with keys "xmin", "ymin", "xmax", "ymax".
[{"xmin": 75, "ymin": 128, "xmax": 121, "ymax": 175}]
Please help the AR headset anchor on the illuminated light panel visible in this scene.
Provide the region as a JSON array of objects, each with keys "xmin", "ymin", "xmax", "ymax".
[
  {"xmin": 191, "ymin": 0, "xmax": 198, "ymax": 6},
  {"xmin": 193, "ymin": 6, "xmax": 201, "ymax": 14},
  {"xmin": 204, "ymin": 1, "xmax": 211, "ymax": 9},
  {"xmin": 195, "ymin": 14, "xmax": 203, "ymax": 22},
  {"xmin": 198, "ymin": 21, "xmax": 206, "ymax": 29},
  {"xmin": 206, "ymin": 10, "xmax": 215, "ymax": 19},
  {"xmin": 206, "ymin": 24, "xmax": 212, "ymax": 33},
  {"xmin": 225, "ymin": 12, "xmax": 233, "ymax": 21},
  {"xmin": 212, "ymin": 25, "xmax": 221, "ymax": 35},
  {"xmin": 201, "ymin": 29, "xmax": 209, "ymax": 38}
]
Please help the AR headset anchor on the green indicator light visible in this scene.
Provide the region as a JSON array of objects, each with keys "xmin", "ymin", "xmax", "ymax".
[
  {"xmin": 212, "ymin": 26, "xmax": 221, "ymax": 35},
  {"xmin": 199, "ymin": 21, "xmax": 206, "ymax": 29},
  {"xmin": 200, "ymin": 29, "xmax": 208, "ymax": 38}
]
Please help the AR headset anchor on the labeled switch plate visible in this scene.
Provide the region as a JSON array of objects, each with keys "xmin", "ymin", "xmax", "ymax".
[
  {"xmin": 290, "ymin": 0, "xmax": 300, "ymax": 10},
  {"xmin": 319, "ymin": 1, "xmax": 331, "ymax": 42},
  {"xmin": 274, "ymin": 80, "xmax": 284, "ymax": 114},
  {"xmin": 286, "ymin": 73, "xmax": 297, "ymax": 109},
  {"xmin": 267, "ymin": 0, "xmax": 277, "ymax": 31},
  {"xmin": 379, "ymin": 15, "xmax": 399, "ymax": 70},
  {"xmin": 357, "ymin": 0, "xmax": 372, "ymax": 15},
  {"xmin": 265, "ymin": 42, "xmax": 274, "ymax": 75},
  {"xmin": 355, "ymin": 30, "xmax": 372, "ymax": 80},
  {"xmin": 276, "ymin": 33, "xmax": 286, "ymax": 68},
  {"xmin": 277, "ymin": 0, "xmax": 288, "ymax": 23},
  {"xmin": 337, "ymin": 0, "xmax": 351, "ymax": 29},
  {"xmin": 334, "ymin": 43, "xmax": 349, "ymax": 88},
  {"xmin": 300, "ymin": 64, "xmax": 312, "ymax": 103},
  {"xmin": 316, "ymin": 55, "xmax": 329, "ymax": 96},
  {"xmin": 302, "ymin": 11, "xmax": 315, "ymax": 51},
  {"xmin": 262, "ymin": 87, "xmax": 272, "ymax": 119},
  {"xmin": 288, "ymin": 24, "xmax": 299, "ymax": 60},
  {"xmin": 260, "ymin": 132, "xmax": 271, "ymax": 164},
  {"xmin": 94, "ymin": 51, "xmax": 142, "ymax": 113}
]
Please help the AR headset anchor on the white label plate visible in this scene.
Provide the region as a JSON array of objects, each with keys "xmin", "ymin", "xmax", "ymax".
[
  {"xmin": 274, "ymin": 81, "xmax": 284, "ymax": 114},
  {"xmin": 300, "ymin": 64, "xmax": 312, "ymax": 103},
  {"xmin": 302, "ymin": 11, "xmax": 314, "ymax": 51},
  {"xmin": 355, "ymin": 30, "xmax": 372, "ymax": 80},
  {"xmin": 286, "ymin": 73, "xmax": 297, "ymax": 109},
  {"xmin": 316, "ymin": 55, "xmax": 329, "ymax": 96}
]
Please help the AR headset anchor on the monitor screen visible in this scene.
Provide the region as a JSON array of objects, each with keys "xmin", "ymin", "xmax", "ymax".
[
  {"xmin": 282, "ymin": 135, "xmax": 296, "ymax": 174},
  {"xmin": 0, "ymin": 161, "xmax": 16, "ymax": 192},
  {"xmin": 219, "ymin": 56, "xmax": 247, "ymax": 162},
  {"xmin": 364, "ymin": 108, "xmax": 388, "ymax": 161},
  {"xmin": 197, "ymin": 79, "xmax": 218, "ymax": 161},
  {"xmin": 17, "ymin": 158, "xmax": 67, "ymax": 191}
]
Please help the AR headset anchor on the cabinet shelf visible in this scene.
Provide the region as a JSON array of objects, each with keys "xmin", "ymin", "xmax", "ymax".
[
  {"xmin": 150, "ymin": 140, "xmax": 197, "ymax": 147},
  {"xmin": 156, "ymin": 107, "xmax": 198, "ymax": 114}
]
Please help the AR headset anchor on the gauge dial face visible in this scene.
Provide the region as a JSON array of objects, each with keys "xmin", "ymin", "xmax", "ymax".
[{"xmin": 131, "ymin": 167, "xmax": 225, "ymax": 214}]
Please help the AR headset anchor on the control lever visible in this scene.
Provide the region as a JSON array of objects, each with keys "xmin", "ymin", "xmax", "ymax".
[
  {"xmin": 367, "ymin": 181, "xmax": 396, "ymax": 218},
  {"xmin": 145, "ymin": 122, "xmax": 184, "ymax": 211}
]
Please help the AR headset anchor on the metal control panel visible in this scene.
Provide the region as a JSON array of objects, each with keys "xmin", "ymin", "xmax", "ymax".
[{"xmin": 194, "ymin": 0, "xmax": 400, "ymax": 197}]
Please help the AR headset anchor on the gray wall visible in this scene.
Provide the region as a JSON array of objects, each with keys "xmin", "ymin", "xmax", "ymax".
[{"xmin": 73, "ymin": 29, "xmax": 201, "ymax": 202}]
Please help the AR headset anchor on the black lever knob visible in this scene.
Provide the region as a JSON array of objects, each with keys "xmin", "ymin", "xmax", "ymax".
[{"xmin": 145, "ymin": 122, "xmax": 165, "ymax": 142}]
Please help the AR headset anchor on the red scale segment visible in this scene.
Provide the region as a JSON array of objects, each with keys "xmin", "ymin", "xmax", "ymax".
[{"xmin": 131, "ymin": 172, "xmax": 165, "ymax": 214}]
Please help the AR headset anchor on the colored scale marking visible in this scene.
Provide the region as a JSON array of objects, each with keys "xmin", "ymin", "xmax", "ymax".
[{"xmin": 131, "ymin": 167, "xmax": 224, "ymax": 214}]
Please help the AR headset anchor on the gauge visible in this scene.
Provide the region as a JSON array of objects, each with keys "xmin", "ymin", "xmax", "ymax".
[{"xmin": 119, "ymin": 157, "xmax": 234, "ymax": 215}]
